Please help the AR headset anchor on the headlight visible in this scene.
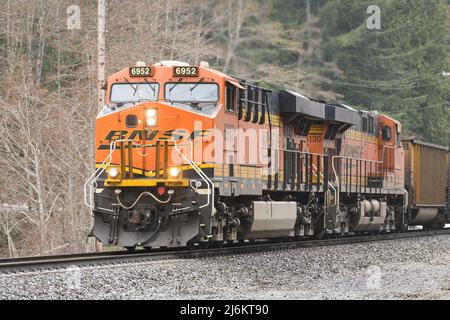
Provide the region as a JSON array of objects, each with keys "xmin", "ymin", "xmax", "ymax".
[
  {"xmin": 146, "ymin": 109, "xmax": 157, "ymax": 126},
  {"xmin": 108, "ymin": 167, "xmax": 120, "ymax": 179},
  {"xmin": 147, "ymin": 109, "xmax": 157, "ymax": 117},
  {"xmin": 168, "ymin": 167, "xmax": 181, "ymax": 178},
  {"xmin": 146, "ymin": 118, "xmax": 157, "ymax": 126}
]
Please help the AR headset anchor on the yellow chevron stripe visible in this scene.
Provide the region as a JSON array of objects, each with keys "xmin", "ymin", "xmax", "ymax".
[{"xmin": 105, "ymin": 179, "xmax": 189, "ymax": 187}]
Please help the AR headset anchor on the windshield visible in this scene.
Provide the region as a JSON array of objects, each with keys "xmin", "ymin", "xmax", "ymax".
[
  {"xmin": 110, "ymin": 83, "xmax": 159, "ymax": 104},
  {"xmin": 165, "ymin": 83, "xmax": 219, "ymax": 103}
]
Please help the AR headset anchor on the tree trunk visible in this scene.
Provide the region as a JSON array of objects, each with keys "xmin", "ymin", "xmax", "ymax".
[
  {"xmin": 98, "ymin": 0, "xmax": 107, "ymax": 112},
  {"xmin": 194, "ymin": 0, "xmax": 204, "ymax": 65},
  {"xmin": 223, "ymin": 0, "xmax": 243, "ymax": 73}
]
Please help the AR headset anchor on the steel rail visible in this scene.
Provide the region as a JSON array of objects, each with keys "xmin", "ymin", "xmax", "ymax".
[{"xmin": 1, "ymin": 229, "xmax": 450, "ymax": 274}]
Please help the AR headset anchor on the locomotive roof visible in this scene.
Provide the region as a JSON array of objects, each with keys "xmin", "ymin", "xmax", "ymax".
[
  {"xmin": 107, "ymin": 61, "xmax": 239, "ymax": 84},
  {"xmin": 277, "ymin": 90, "xmax": 360, "ymax": 126}
]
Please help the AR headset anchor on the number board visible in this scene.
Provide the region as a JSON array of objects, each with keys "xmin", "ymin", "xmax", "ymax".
[
  {"xmin": 173, "ymin": 66, "xmax": 199, "ymax": 77},
  {"xmin": 129, "ymin": 66, "xmax": 152, "ymax": 77}
]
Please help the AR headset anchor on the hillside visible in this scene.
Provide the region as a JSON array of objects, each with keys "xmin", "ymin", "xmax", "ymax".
[{"xmin": 213, "ymin": 0, "xmax": 450, "ymax": 145}]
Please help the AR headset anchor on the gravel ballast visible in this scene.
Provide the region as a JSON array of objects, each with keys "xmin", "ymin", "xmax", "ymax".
[{"xmin": 1, "ymin": 235, "xmax": 450, "ymax": 300}]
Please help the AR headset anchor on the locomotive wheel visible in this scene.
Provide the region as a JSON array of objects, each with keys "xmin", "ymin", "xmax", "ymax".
[{"xmin": 125, "ymin": 246, "xmax": 136, "ymax": 252}]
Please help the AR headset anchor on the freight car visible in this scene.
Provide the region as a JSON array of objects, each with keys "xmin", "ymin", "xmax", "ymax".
[
  {"xmin": 403, "ymin": 139, "xmax": 449, "ymax": 229},
  {"xmin": 85, "ymin": 61, "xmax": 449, "ymax": 249}
]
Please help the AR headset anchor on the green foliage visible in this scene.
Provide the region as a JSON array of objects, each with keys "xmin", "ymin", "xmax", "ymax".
[
  {"xmin": 271, "ymin": 0, "xmax": 326, "ymax": 28},
  {"xmin": 42, "ymin": 43, "xmax": 83, "ymax": 92},
  {"xmin": 237, "ymin": 41, "xmax": 300, "ymax": 66},
  {"xmin": 320, "ymin": 0, "xmax": 377, "ymax": 39},
  {"xmin": 319, "ymin": 0, "xmax": 450, "ymax": 145}
]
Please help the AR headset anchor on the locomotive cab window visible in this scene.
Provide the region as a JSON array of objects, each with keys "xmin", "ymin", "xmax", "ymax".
[
  {"xmin": 395, "ymin": 124, "xmax": 400, "ymax": 144},
  {"xmin": 368, "ymin": 116, "xmax": 374, "ymax": 134},
  {"xmin": 164, "ymin": 82, "xmax": 219, "ymax": 116},
  {"xmin": 362, "ymin": 116, "xmax": 368, "ymax": 132},
  {"xmin": 382, "ymin": 125, "xmax": 392, "ymax": 141},
  {"xmin": 110, "ymin": 83, "xmax": 159, "ymax": 105},
  {"xmin": 101, "ymin": 82, "xmax": 160, "ymax": 116},
  {"xmin": 225, "ymin": 82, "xmax": 237, "ymax": 113}
]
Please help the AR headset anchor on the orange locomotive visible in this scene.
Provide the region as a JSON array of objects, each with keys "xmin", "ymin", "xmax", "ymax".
[{"xmin": 85, "ymin": 61, "xmax": 448, "ymax": 249}]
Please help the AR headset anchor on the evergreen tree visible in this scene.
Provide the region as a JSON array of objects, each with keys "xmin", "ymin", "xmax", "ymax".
[{"xmin": 320, "ymin": 0, "xmax": 449, "ymax": 145}]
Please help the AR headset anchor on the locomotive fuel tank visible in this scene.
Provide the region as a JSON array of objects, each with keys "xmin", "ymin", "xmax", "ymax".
[
  {"xmin": 239, "ymin": 201, "xmax": 298, "ymax": 239},
  {"xmin": 350, "ymin": 200, "xmax": 387, "ymax": 232}
]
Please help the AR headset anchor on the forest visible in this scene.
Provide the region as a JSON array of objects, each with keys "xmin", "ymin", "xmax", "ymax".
[{"xmin": 0, "ymin": 0, "xmax": 448, "ymax": 257}]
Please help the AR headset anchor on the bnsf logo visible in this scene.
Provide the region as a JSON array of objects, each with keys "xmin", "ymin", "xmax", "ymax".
[{"xmin": 97, "ymin": 129, "xmax": 209, "ymax": 150}]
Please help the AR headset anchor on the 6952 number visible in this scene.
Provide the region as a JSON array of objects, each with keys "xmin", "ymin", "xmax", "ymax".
[
  {"xmin": 173, "ymin": 66, "xmax": 199, "ymax": 77},
  {"xmin": 129, "ymin": 66, "xmax": 152, "ymax": 77}
]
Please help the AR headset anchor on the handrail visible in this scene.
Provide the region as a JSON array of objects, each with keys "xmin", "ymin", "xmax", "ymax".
[
  {"xmin": 331, "ymin": 155, "xmax": 383, "ymax": 208},
  {"xmin": 312, "ymin": 162, "xmax": 336, "ymax": 209},
  {"xmin": 172, "ymin": 140, "xmax": 214, "ymax": 213},
  {"xmin": 84, "ymin": 139, "xmax": 214, "ymax": 219},
  {"xmin": 264, "ymin": 147, "xmax": 323, "ymax": 157},
  {"xmin": 264, "ymin": 147, "xmax": 336, "ymax": 208},
  {"xmin": 84, "ymin": 139, "xmax": 121, "ymax": 209}
]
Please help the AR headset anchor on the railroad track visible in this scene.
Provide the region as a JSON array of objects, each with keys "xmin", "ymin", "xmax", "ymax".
[{"xmin": 1, "ymin": 228, "xmax": 450, "ymax": 274}]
